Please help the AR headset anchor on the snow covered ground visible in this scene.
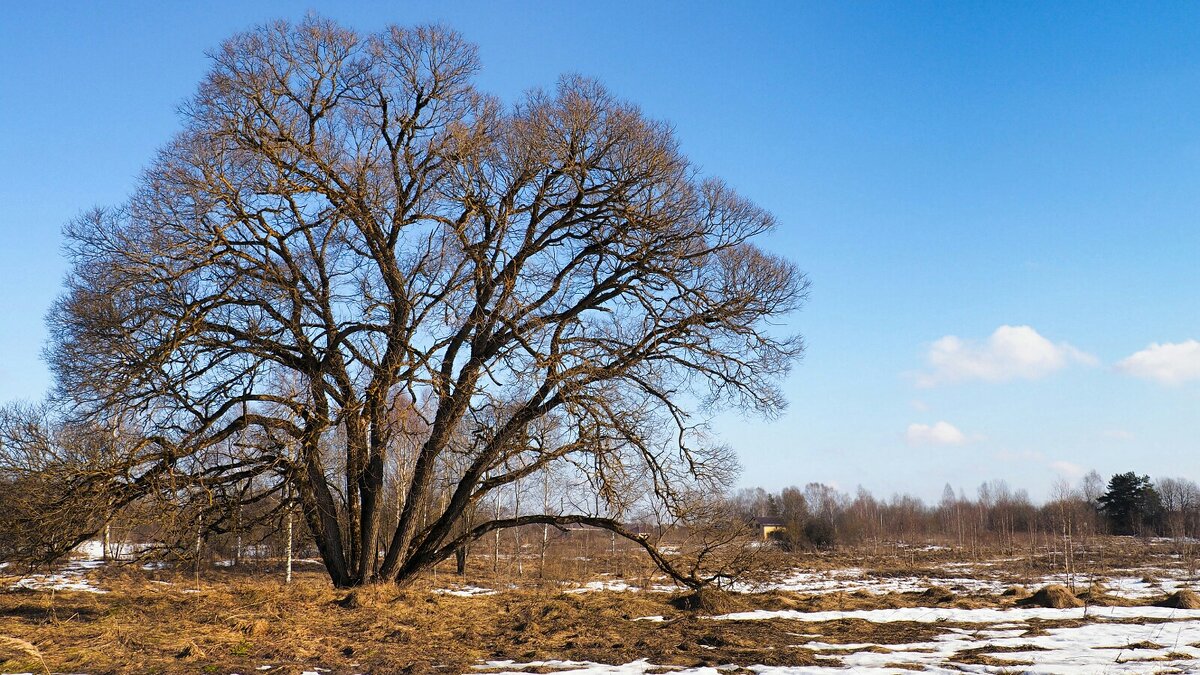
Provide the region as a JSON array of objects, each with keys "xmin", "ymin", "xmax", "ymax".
[
  {"xmin": 737, "ymin": 566, "xmax": 1007, "ymax": 595},
  {"xmin": 435, "ymin": 584, "xmax": 500, "ymax": 597},
  {"xmin": 6, "ymin": 558, "xmax": 107, "ymax": 594},
  {"xmin": 743, "ymin": 563, "xmax": 1200, "ymax": 599},
  {"xmin": 465, "ymin": 561, "xmax": 1200, "ymax": 673},
  {"xmin": 564, "ymin": 578, "xmax": 681, "ymax": 594},
  {"xmin": 479, "ymin": 606, "xmax": 1200, "ymax": 673},
  {"xmin": 481, "ymin": 563, "xmax": 1200, "ymax": 600}
]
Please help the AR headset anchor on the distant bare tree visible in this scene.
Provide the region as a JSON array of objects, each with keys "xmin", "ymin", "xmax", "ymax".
[
  {"xmin": 1157, "ymin": 477, "xmax": 1200, "ymax": 538},
  {"xmin": 42, "ymin": 18, "xmax": 807, "ymax": 587}
]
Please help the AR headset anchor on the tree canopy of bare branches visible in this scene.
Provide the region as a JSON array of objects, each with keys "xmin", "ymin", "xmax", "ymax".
[{"xmin": 41, "ymin": 17, "xmax": 807, "ymax": 587}]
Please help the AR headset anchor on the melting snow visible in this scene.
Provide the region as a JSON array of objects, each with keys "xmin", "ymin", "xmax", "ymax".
[
  {"xmin": 7, "ymin": 559, "xmax": 107, "ymax": 594},
  {"xmin": 564, "ymin": 579, "xmax": 679, "ymax": 594},
  {"xmin": 712, "ymin": 605, "xmax": 1200, "ymax": 623},
  {"xmin": 435, "ymin": 585, "xmax": 498, "ymax": 597}
]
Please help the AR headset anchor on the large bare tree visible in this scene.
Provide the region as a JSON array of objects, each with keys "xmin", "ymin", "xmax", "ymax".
[{"xmin": 45, "ymin": 17, "xmax": 808, "ymax": 587}]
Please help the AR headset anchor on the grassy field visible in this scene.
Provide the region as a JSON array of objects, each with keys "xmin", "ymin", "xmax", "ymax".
[{"xmin": 3, "ymin": 539, "xmax": 1200, "ymax": 674}]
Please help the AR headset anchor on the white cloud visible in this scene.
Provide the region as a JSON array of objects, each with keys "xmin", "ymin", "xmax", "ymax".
[
  {"xmin": 916, "ymin": 325, "xmax": 1096, "ymax": 387},
  {"xmin": 1115, "ymin": 340, "xmax": 1200, "ymax": 385},
  {"xmin": 906, "ymin": 421, "xmax": 970, "ymax": 447},
  {"xmin": 910, "ymin": 399, "xmax": 930, "ymax": 412},
  {"xmin": 1050, "ymin": 460, "xmax": 1085, "ymax": 479}
]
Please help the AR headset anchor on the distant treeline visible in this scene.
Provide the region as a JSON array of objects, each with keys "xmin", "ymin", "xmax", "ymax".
[{"xmin": 731, "ymin": 471, "xmax": 1200, "ymax": 551}]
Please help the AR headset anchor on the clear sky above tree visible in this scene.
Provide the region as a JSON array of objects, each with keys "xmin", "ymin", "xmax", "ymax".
[{"xmin": 2, "ymin": 1, "xmax": 1198, "ymax": 501}]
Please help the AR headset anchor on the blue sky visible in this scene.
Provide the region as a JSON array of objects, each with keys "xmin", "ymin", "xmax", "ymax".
[{"xmin": 2, "ymin": 2, "xmax": 1198, "ymax": 502}]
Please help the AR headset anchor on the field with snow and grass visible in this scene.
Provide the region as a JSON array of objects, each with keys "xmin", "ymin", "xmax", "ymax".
[{"xmin": 3, "ymin": 538, "xmax": 1200, "ymax": 673}]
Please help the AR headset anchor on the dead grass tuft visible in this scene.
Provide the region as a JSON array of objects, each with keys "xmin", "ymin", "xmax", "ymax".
[
  {"xmin": 667, "ymin": 588, "xmax": 750, "ymax": 614},
  {"xmin": 1017, "ymin": 584, "xmax": 1083, "ymax": 608},
  {"xmin": 1155, "ymin": 589, "xmax": 1200, "ymax": 609},
  {"xmin": 175, "ymin": 640, "xmax": 205, "ymax": 660},
  {"xmin": 0, "ymin": 635, "xmax": 48, "ymax": 674},
  {"xmin": 920, "ymin": 585, "xmax": 955, "ymax": 603},
  {"xmin": 1001, "ymin": 585, "xmax": 1028, "ymax": 597},
  {"xmin": 1096, "ymin": 640, "xmax": 1163, "ymax": 650}
]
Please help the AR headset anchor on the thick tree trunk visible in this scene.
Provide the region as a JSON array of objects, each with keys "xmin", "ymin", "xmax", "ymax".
[
  {"xmin": 344, "ymin": 416, "xmax": 366, "ymax": 581},
  {"xmin": 300, "ymin": 444, "xmax": 352, "ymax": 587}
]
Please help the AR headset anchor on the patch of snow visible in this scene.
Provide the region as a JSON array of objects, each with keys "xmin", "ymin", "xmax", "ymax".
[
  {"xmin": 743, "ymin": 566, "xmax": 1007, "ymax": 595},
  {"xmin": 564, "ymin": 579, "xmax": 680, "ymax": 594},
  {"xmin": 434, "ymin": 585, "xmax": 497, "ymax": 597},
  {"xmin": 8, "ymin": 558, "xmax": 110, "ymax": 594},
  {"xmin": 73, "ymin": 539, "xmax": 105, "ymax": 560},
  {"xmin": 712, "ymin": 605, "xmax": 1200, "ymax": 624},
  {"xmin": 10, "ymin": 573, "xmax": 107, "ymax": 594}
]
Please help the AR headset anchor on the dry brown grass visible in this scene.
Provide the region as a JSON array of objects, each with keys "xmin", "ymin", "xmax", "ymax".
[
  {"xmin": 0, "ymin": 569, "xmax": 829, "ymax": 674},
  {"xmin": 1017, "ymin": 585, "xmax": 1083, "ymax": 609},
  {"xmin": 0, "ymin": 635, "xmax": 48, "ymax": 674},
  {"xmin": 3, "ymin": 536, "xmax": 1194, "ymax": 673},
  {"xmin": 1156, "ymin": 589, "xmax": 1200, "ymax": 609}
]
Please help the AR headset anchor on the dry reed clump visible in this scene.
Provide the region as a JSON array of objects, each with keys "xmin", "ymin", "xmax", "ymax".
[
  {"xmin": 1098, "ymin": 640, "xmax": 1165, "ymax": 650},
  {"xmin": 1155, "ymin": 589, "xmax": 1200, "ymax": 609},
  {"xmin": 0, "ymin": 635, "xmax": 47, "ymax": 674},
  {"xmin": 750, "ymin": 590, "xmax": 806, "ymax": 610},
  {"xmin": 1001, "ymin": 585, "xmax": 1028, "ymax": 598},
  {"xmin": 1076, "ymin": 582, "xmax": 1134, "ymax": 607},
  {"xmin": 174, "ymin": 641, "xmax": 205, "ymax": 660},
  {"xmin": 667, "ymin": 588, "xmax": 752, "ymax": 614},
  {"xmin": 1017, "ymin": 584, "xmax": 1083, "ymax": 608},
  {"xmin": 920, "ymin": 585, "xmax": 955, "ymax": 603}
]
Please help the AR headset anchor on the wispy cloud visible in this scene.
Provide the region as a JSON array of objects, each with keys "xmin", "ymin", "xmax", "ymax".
[
  {"xmin": 906, "ymin": 421, "xmax": 974, "ymax": 447},
  {"xmin": 916, "ymin": 325, "xmax": 1096, "ymax": 387},
  {"xmin": 1116, "ymin": 340, "xmax": 1200, "ymax": 385},
  {"xmin": 1050, "ymin": 460, "xmax": 1085, "ymax": 479}
]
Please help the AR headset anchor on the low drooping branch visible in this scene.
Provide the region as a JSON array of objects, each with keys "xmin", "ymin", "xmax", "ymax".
[{"xmin": 420, "ymin": 514, "xmax": 705, "ymax": 590}]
